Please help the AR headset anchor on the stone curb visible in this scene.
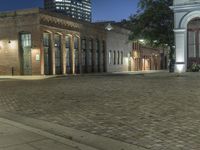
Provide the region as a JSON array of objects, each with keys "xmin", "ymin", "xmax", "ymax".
[
  {"xmin": 0, "ymin": 70, "xmax": 168, "ymax": 80},
  {"xmin": 0, "ymin": 112, "xmax": 147, "ymax": 150},
  {"xmin": 0, "ymin": 115, "xmax": 99, "ymax": 150}
]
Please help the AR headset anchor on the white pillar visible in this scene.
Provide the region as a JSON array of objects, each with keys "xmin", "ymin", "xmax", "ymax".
[{"xmin": 174, "ymin": 28, "xmax": 187, "ymax": 73}]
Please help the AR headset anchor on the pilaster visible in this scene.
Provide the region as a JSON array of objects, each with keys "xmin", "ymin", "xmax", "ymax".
[
  {"xmin": 50, "ymin": 32, "xmax": 56, "ymax": 75},
  {"xmin": 174, "ymin": 28, "xmax": 187, "ymax": 72}
]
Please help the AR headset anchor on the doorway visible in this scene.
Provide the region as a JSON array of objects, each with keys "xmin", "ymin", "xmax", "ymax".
[
  {"xmin": 187, "ymin": 18, "xmax": 200, "ymax": 67},
  {"xmin": 20, "ymin": 33, "xmax": 32, "ymax": 75},
  {"xmin": 43, "ymin": 33, "xmax": 51, "ymax": 75}
]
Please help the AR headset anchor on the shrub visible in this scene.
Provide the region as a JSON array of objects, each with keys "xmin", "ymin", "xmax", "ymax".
[{"xmin": 191, "ymin": 62, "xmax": 200, "ymax": 72}]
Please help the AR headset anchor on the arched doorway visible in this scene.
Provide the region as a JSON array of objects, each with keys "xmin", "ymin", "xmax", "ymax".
[
  {"xmin": 43, "ymin": 32, "xmax": 51, "ymax": 75},
  {"xmin": 66, "ymin": 35, "xmax": 72, "ymax": 74},
  {"xmin": 187, "ymin": 18, "xmax": 200, "ymax": 68},
  {"xmin": 54, "ymin": 34, "xmax": 62, "ymax": 75},
  {"xmin": 74, "ymin": 36, "xmax": 80, "ymax": 74}
]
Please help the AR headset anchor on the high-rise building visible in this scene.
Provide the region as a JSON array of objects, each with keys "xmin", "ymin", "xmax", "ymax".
[{"xmin": 44, "ymin": 0, "xmax": 92, "ymax": 22}]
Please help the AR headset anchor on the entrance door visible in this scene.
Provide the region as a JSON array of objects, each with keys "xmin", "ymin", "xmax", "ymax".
[
  {"xmin": 44, "ymin": 47, "xmax": 50, "ymax": 75},
  {"xmin": 55, "ymin": 34, "xmax": 62, "ymax": 75},
  {"xmin": 66, "ymin": 35, "xmax": 71, "ymax": 74},
  {"xmin": 74, "ymin": 36, "xmax": 79, "ymax": 74},
  {"xmin": 187, "ymin": 18, "xmax": 200, "ymax": 67},
  {"xmin": 43, "ymin": 33, "xmax": 51, "ymax": 75},
  {"xmin": 74, "ymin": 49, "xmax": 79, "ymax": 74},
  {"xmin": 21, "ymin": 33, "xmax": 32, "ymax": 75}
]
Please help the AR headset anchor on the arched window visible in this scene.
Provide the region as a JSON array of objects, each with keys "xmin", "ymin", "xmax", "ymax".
[
  {"xmin": 74, "ymin": 36, "xmax": 79, "ymax": 73},
  {"xmin": 117, "ymin": 51, "xmax": 120, "ymax": 65},
  {"xmin": 121, "ymin": 51, "xmax": 123, "ymax": 65},
  {"xmin": 88, "ymin": 39, "xmax": 93, "ymax": 66},
  {"xmin": 20, "ymin": 33, "xmax": 32, "ymax": 75},
  {"xmin": 96, "ymin": 40, "xmax": 100, "ymax": 71},
  {"xmin": 109, "ymin": 50, "xmax": 112, "ymax": 65},
  {"xmin": 54, "ymin": 34, "xmax": 62, "ymax": 74},
  {"xmin": 81, "ymin": 39, "xmax": 86, "ymax": 67},
  {"xmin": 43, "ymin": 32, "xmax": 51, "ymax": 75},
  {"xmin": 66, "ymin": 35, "xmax": 71, "ymax": 73},
  {"xmin": 114, "ymin": 51, "xmax": 116, "ymax": 65}
]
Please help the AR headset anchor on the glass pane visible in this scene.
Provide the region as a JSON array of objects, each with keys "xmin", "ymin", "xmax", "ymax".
[
  {"xmin": 21, "ymin": 33, "xmax": 31, "ymax": 48},
  {"xmin": 74, "ymin": 37, "xmax": 79, "ymax": 49},
  {"xmin": 82, "ymin": 39, "xmax": 86, "ymax": 49},
  {"xmin": 188, "ymin": 31, "xmax": 196, "ymax": 57},
  {"xmin": 109, "ymin": 51, "xmax": 111, "ymax": 65},
  {"xmin": 82, "ymin": 50, "xmax": 86, "ymax": 66},
  {"xmin": 66, "ymin": 48, "xmax": 70, "ymax": 67},
  {"xmin": 43, "ymin": 33, "xmax": 50, "ymax": 46},
  {"xmin": 66, "ymin": 36, "xmax": 70, "ymax": 48},
  {"xmin": 55, "ymin": 34, "xmax": 61, "ymax": 47},
  {"xmin": 88, "ymin": 51, "xmax": 92, "ymax": 65}
]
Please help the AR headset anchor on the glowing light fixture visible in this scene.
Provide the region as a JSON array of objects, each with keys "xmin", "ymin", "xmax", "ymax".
[
  {"xmin": 105, "ymin": 23, "xmax": 113, "ymax": 31},
  {"xmin": 176, "ymin": 64, "xmax": 185, "ymax": 73},
  {"xmin": 139, "ymin": 39, "xmax": 145, "ymax": 43}
]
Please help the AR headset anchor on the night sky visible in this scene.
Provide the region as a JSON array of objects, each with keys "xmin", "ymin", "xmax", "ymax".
[{"xmin": 0, "ymin": 0, "xmax": 139, "ymax": 22}]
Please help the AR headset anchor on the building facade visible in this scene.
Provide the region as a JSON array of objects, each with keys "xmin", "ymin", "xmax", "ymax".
[
  {"xmin": 0, "ymin": 8, "xmax": 106, "ymax": 75},
  {"xmin": 132, "ymin": 42, "xmax": 168, "ymax": 71},
  {"xmin": 105, "ymin": 25, "xmax": 132, "ymax": 73},
  {"xmin": 44, "ymin": 0, "xmax": 92, "ymax": 22},
  {"xmin": 103, "ymin": 22, "xmax": 168, "ymax": 73},
  {"xmin": 172, "ymin": 0, "xmax": 200, "ymax": 72}
]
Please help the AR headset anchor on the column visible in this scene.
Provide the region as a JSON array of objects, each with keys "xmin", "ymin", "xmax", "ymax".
[
  {"xmin": 50, "ymin": 33, "xmax": 56, "ymax": 75},
  {"xmin": 70, "ymin": 35, "xmax": 75, "ymax": 74},
  {"xmin": 78, "ymin": 36, "xmax": 82, "ymax": 74},
  {"xmin": 174, "ymin": 28, "xmax": 187, "ymax": 72},
  {"xmin": 61, "ymin": 34, "xmax": 66, "ymax": 74},
  {"xmin": 40, "ymin": 30, "xmax": 44, "ymax": 75}
]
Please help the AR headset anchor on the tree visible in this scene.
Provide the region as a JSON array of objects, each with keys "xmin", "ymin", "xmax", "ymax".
[{"xmin": 129, "ymin": 0, "xmax": 175, "ymax": 71}]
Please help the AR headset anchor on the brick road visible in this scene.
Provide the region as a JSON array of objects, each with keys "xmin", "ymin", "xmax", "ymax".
[{"xmin": 0, "ymin": 73, "xmax": 200, "ymax": 150}]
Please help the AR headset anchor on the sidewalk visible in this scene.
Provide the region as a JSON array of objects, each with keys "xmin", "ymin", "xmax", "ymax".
[
  {"xmin": 0, "ymin": 117, "xmax": 98, "ymax": 150},
  {"xmin": 0, "ymin": 70, "xmax": 168, "ymax": 80},
  {"xmin": 0, "ymin": 75, "xmax": 53, "ymax": 80},
  {"xmin": 0, "ymin": 112, "xmax": 147, "ymax": 150}
]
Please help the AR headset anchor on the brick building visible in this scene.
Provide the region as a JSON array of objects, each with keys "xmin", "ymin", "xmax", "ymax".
[
  {"xmin": 0, "ymin": 8, "xmax": 168, "ymax": 75},
  {"xmin": 132, "ymin": 42, "xmax": 168, "ymax": 71},
  {"xmin": 0, "ymin": 8, "xmax": 106, "ymax": 75}
]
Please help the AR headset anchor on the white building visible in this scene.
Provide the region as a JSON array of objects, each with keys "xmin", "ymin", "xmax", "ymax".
[
  {"xmin": 172, "ymin": 0, "xmax": 200, "ymax": 72},
  {"xmin": 106, "ymin": 24, "xmax": 133, "ymax": 72}
]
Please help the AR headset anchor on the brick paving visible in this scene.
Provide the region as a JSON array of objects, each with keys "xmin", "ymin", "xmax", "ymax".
[{"xmin": 0, "ymin": 73, "xmax": 200, "ymax": 150}]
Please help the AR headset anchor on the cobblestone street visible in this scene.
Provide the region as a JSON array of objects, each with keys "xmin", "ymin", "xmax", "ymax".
[{"xmin": 0, "ymin": 73, "xmax": 200, "ymax": 150}]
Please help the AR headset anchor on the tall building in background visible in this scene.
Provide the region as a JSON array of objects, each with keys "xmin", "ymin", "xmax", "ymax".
[{"xmin": 44, "ymin": 0, "xmax": 92, "ymax": 22}]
